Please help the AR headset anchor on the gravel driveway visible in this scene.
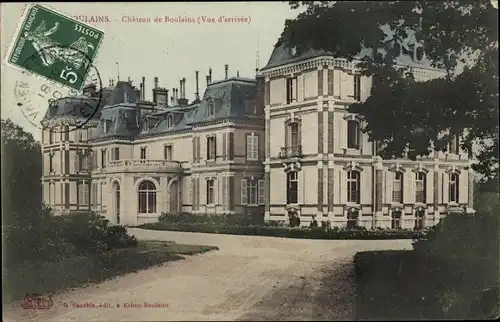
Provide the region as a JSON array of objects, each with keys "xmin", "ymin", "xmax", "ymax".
[{"xmin": 3, "ymin": 229, "xmax": 412, "ymax": 321}]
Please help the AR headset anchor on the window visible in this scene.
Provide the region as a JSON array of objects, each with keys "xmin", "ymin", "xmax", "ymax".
[
  {"xmin": 347, "ymin": 120, "xmax": 360, "ymax": 149},
  {"xmin": 138, "ymin": 181, "xmax": 157, "ymax": 213},
  {"xmin": 246, "ymin": 134, "xmax": 259, "ymax": 160},
  {"xmin": 286, "ymin": 77, "xmax": 298, "ymax": 104},
  {"xmin": 49, "ymin": 130, "xmax": 53, "ymax": 144},
  {"xmin": 113, "ymin": 147, "xmax": 120, "ymax": 161},
  {"xmin": 347, "ymin": 171, "xmax": 360, "ymax": 203},
  {"xmin": 164, "ymin": 145, "xmax": 173, "ymax": 160},
  {"xmin": 79, "ymin": 151, "xmax": 89, "ymax": 171},
  {"xmin": 167, "ymin": 115, "xmax": 174, "ymax": 128},
  {"xmin": 101, "ymin": 149, "xmax": 107, "ymax": 168},
  {"xmin": 78, "ymin": 181, "xmax": 90, "ymax": 206},
  {"xmin": 207, "ymin": 136, "xmax": 216, "ymax": 160},
  {"xmin": 448, "ymin": 134, "xmax": 460, "ymax": 154},
  {"xmin": 49, "ymin": 154, "xmax": 54, "ymax": 172},
  {"xmin": 289, "ymin": 122, "xmax": 300, "ymax": 148},
  {"xmin": 208, "ymin": 101, "xmax": 215, "ymax": 116},
  {"xmin": 287, "ymin": 171, "xmax": 298, "ymax": 204},
  {"xmin": 354, "ymin": 75, "xmax": 361, "ymax": 101},
  {"xmin": 206, "ymin": 179, "xmax": 215, "ymax": 205},
  {"xmin": 449, "ymin": 173, "xmax": 459, "ymax": 203},
  {"xmin": 114, "ymin": 182, "xmax": 120, "ymax": 224},
  {"xmin": 245, "ymin": 100, "xmax": 256, "ymax": 114},
  {"xmin": 241, "ymin": 178, "xmax": 265, "ymax": 205},
  {"xmin": 391, "ymin": 211, "xmax": 402, "ymax": 229},
  {"xmin": 140, "ymin": 147, "xmax": 147, "ymax": 160},
  {"xmin": 347, "ymin": 210, "xmax": 358, "ymax": 229},
  {"xmin": 415, "ymin": 210, "xmax": 425, "ymax": 230},
  {"xmin": 77, "ymin": 129, "xmax": 82, "ymax": 142},
  {"xmin": 392, "ymin": 172, "xmax": 403, "ymax": 203},
  {"xmin": 415, "ymin": 172, "xmax": 426, "ymax": 203}
]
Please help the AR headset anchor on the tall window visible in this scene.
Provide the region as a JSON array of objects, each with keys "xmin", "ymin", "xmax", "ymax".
[
  {"xmin": 347, "ymin": 120, "xmax": 360, "ymax": 149},
  {"xmin": 449, "ymin": 173, "xmax": 459, "ymax": 202},
  {"xmin": 167, "ymin": 115, "xmax": 174, "ymax": 128},
  {"xmin": 164, "ymin": 145, "xmax": 173, "ymax": 160},
  {"xmin": 78, "ymin": 181, "xmax": 90, "ymax": 206},
  {"xmin": 347, "ymin": 210, "xmax": 358, "ymax": 229},
  {"xmin": 415, "ymin": 210, "xmax": 425, "ymax": 230},
  {"xmin": 286, "ymin": 77, "xmax": 298, "ymax": 104},
  {"xmin": 49, "ymin": 130, "xmax": 53, "ymax": 144},
  {"xmin": 49, "ymin": 154, "xmax": 54, "ymax": 173},
  {"xmin": 140, "ymin": 147, "xmax": 147, "ymax": 160},
  {"xmin": 391, "ymin": 211, "xmax": 402, "ymax": 229},
  {"xmin": 415, "ymin": 172, "xmax": 427, "ymax": 203},
  {"xmin": 207, "ymin": 136, "xmax": 216, "ymax": 160},
  {"xmin": 289, "ymin": 122, "xmax": 300, "ymax": 148},
  {"xmin": 138, "ymin": 181, "xmax": 156, "ymax": 213},
  {"xmin": 353, "ymin": 75, "xmax": 361, "ymax": 101},
  {"xmin": 115, "ymin": 183, "xmax": 120, "ymax": 224},
  {"xmin": 208, "ymin": 101, "xmax": 215, "ymax": 116},
  {"xmin": 206, "ymin": 179, "xmax": 215, "ymax": 204},
  {"xmin": 241, "ymin": 178, "xmax": 265, "ymax": 206},
  {"xmin": 101, "ymin": 149, "xmax": 107, "ymax": 168},
  {"xmin": 246, "ymin": 134, "xmax": 259, "ymax": 160},
  {"xmin": 79, "ymin": 151, "xmax": 89, "ymax": 171},
  {"xmin": 287, "ymin": 171, "xmax": 298, "ymax": 204},
  {"xmin": 448, "ymin": 134, "xmax": 459, "ymax": 154},
  {"xmin": 392, "ymin": 172, "xmax": 403, "ymax": 203},
  {"xmin": 113, "ymin": 147, "xmax": 120, "ymax": 161},
  {"xmin": 347, "ymin": 171, "xmax": 360, "ymax": 203}
]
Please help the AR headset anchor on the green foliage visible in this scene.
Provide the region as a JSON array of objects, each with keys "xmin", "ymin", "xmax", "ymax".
[
  {"xmin": 158, "ymin": 212, "xmax": 264, "ymax": 226},
  {"xmin": 140, "ymin": 221, "xmax": 425, "ymax": 240},
  {"xmin": 283, "ymin": 1, "xmax": 499, "ymax": 180}
]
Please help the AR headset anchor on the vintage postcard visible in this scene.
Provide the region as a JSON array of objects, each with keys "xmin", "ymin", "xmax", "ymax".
[{"xmin": 1, "ymin": 2, "xmax": 498, "ymax": 321}]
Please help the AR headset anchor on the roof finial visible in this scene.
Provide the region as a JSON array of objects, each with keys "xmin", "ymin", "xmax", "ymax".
[
  {"xmin": 237, "ymin": 70, "xmax": 240, "ymax": 77},
  {"xmin": 255, "ymin": 35, "xmax": 260, "ymax": 74},
  {"xmin": 116, "ymin": 62, "xmax": 120, "ymax": 82}
]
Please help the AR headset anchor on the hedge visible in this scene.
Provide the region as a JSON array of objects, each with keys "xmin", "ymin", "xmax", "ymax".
[{"xmin": 138, "ymin": 222, "xmax": 426, "ymax": 240}]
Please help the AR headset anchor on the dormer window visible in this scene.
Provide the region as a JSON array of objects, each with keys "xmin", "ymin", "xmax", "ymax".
[
  {"xmin": 166, "ymin": 115, "xmax": 174, "ymax": 128},
  {"xmin": 208, "ymin": 101, "xmax": 215, "ymax": 116}
]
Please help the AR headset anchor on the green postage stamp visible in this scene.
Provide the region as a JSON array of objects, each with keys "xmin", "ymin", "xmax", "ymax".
[{"xmin": 6, "ymin": 4, "xmax": 104, "ymax": 91}]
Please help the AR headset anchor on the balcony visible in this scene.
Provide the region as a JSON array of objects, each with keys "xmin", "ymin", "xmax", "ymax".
[
  {"xmin": 107, "ymin": 159, "xmax": 182, "ymax": 173},
  {"xmin": 278, "ymin": 146, "xmax": 303, "ymax": 159}
]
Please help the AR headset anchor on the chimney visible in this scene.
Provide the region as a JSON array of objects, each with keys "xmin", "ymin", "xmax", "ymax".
[
  {"xmin": 179, "ymin": 80, "xmax": 183, "ymax": 99},
  {"xmin": 225, "ymin": 64, "xmax": 229, "ymax": 79},
  {"xmin": 152, "ymin": 77, "xmax": 160, "ymax": 104},
  {"xmin": 206, "ymin": 75, "xmax": 210, "ymax": 85},
  {"xmin": 182, "ymin": 78, "xmax": 186, "ymax": 98},
  {"xmin": 165, "ymin": 89, "xmax": 169, "ymax": 107},
  {"xmin": 178, "ymin": 78, "xmax": 189, "ymax": 106},
  {"xmin": 142, "ymin": 76, "xmax": 145, "ymax": 100},
  {"xmin": 154, "ymin": 77, "xmax": 159, "ymax": 89},
  {"xmin": 209, "ymin": 67, "xmax": 212, "ymax": 83},
  {"xmin": 195, "ymin": 71, "xmax": 200, "ymax": 101},
  {"xmin": 172, "ymin": 88, "xmax": 176, "ymax": 105},
  {"xmin": 140, "ymin": 83, "xmax": 144, "ymax": 101},
  {"xmin": 170, "ymin": 96, "xmax": 174, "ymax": 106},
  {"xmin": 134, "ymin": 86, "xmax": 141, "ymax": 101}
]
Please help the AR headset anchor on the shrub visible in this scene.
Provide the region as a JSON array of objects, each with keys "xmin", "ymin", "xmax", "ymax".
[{"xmin": 60, "ymin": 212, "xmax": 138, "ymax": 254}]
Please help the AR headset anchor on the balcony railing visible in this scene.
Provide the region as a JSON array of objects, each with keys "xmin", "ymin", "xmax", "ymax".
[
  {"xmin": 278, "ymin": 145, "xmax": 303, "ymax": 159},
  {"xmin": 108, "ymin": 159, "xmax": 181, "ymax": 172}
]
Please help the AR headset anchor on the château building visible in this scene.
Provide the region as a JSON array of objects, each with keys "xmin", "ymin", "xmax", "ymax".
[{"xmin": 41, "ymin": 26, "xmax": 474, "ymax": 228}]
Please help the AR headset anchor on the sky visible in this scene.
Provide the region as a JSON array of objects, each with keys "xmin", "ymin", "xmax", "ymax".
[{"xmin": 1, "ymin": 2, "xmax": 299, "ymax": 141}]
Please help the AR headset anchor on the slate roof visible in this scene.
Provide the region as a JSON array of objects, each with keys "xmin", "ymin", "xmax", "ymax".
[
  {"xmin": 41, "ymin": 77, "xmax": 259, "ymax": 140},
  {"xmin": 261, "ymin": 24, "xmax": 443, "ymax": 71}
]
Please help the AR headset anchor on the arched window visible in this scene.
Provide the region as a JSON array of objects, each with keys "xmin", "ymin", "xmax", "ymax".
[
  {"xmin": 138, "ymin": 181, "xmax": 157, "ymax": 213},
  {"xmin": 347, "ymin": 171, "xmax": 360, "ymax": 203},
  {"xmin": 287, "ymin": 171, "xmax": 298, "ymax": 204},
  {"xmin": 415, "ymin": 172, "xmax": 427, "ymax": 203},
  {"xmin": 392, "ymin": 172, "xmax": 404, "ymax": 203},
  {"xmin": 347, "ymin": 120, "xmax": 360, "ymax": 149},
  {"xmin": 449, "ymin": 173, "xmax": 459, "ymax": 202}
]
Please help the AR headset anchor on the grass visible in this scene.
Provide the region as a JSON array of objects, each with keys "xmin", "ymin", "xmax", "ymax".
[{"xmin": 2, "ymin": 240, "xmax": 218, "ymax": 304}]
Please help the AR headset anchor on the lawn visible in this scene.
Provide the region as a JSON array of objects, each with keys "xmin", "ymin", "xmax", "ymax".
[{"xmin": 2, "ymin": 240, "xmax": 218, "ymax": 304}]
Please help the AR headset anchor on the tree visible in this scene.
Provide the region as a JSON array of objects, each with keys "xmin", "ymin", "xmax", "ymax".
[
  {"xmin": 1, "ymin": 118, "xmax": 43, "ymax": 221},
  {"xmin": 280, "ymin": 1, "xmax": 498, "ymax": 181}
]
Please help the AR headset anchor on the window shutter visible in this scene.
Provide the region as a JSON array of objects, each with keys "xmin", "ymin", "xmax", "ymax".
[
  {"xmin": 345, "ymin": 73, "xmax": 355, "ymax": 98},
  {"xmin": 442, "ymin": 173, "xmax": 449, "ymax": 204},
  {"xmin": 229, "ymin": 176, "xmax": 234, "ymax": 210},
  {"xmin": 222, "ymin": 133, "xmax": 227, "ymax": 161},
  {"xmin": 385, "ymin": 171, "xmax": 392, "ymax": 204},
  {"xmin": 191, "ymin": 178, "xmax": 196, "ymax": 209},
  {"xmin": 258, "ymin": 179, "xmax": 265, "ymax": 205},
  {"xmin": 241, "ymin": 179, "xmax": 248, "ymax": 205},
  {"xmin": 214, "ymin": 136, "xmax": 217, "ymax": 159},
  {"xmin": 75, "ymin": 152, "xmax": 80, "ymax": 172},
  {"xmin": 246, "ymin": 135, "xmax": 252, "ymax": 159},
  {"xmin": 111, "ymin": 148, "xmax": 115, "ymax": 161},
  {"xmin": 192, "ymin": 138, "xmax": 196, "ymax": 163},
  {"xmin": 206, "ymin": 137, "xmax": 210, "ymax": 160},
  {"xmin": 459, "ymin": 172, "xmax": 467, "ymax": 204},
  {"xmin": 228, "ymin": 132, "xmax": 234, "ymax": 160},
  {"xmin": 254, "ymin": 136, "xmax": 259, "ymax": 160}
]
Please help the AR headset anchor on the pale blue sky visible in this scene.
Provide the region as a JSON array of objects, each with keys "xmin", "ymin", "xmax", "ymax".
[{"xmin": 1, "ymin": 2, "xmax": 298, "ymax": 140}]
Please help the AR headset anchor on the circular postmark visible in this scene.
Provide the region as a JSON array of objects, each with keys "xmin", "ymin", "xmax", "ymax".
[{"xmin": 13, "ymin": 44, "xmax": 103, "ymax": 134}]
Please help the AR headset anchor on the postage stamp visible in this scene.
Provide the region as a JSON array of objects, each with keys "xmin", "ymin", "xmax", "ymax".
[
  {"xmin": 5, "ymin": 3, "xmax": 104, "ymax": 91},
  {"xmin": 13, "ymin": 45, "xmax": 104, "ymax": 133}
]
